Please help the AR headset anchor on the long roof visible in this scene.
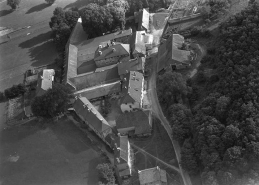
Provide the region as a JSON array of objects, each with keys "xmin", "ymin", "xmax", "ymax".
[
  {"xmin": 114, "ymin": 136, "xmax": 129, "ymax": 164},
  {"xmin": 138, "ymin": 166, "xmax": 167, "ymax": 185},
  {"xmin": 74, "ymin": 81, "xmax": 121, "ymax": 100},
  {"xmin": 118, "ymin": 57, "xmax": 145, "ymax": 76},
  {"xmin": 70, "ymin": 65, "xmax": 120, "ymax": 91},
  {"xmin": 122, "ymin": 71, "xmax": 144, "ymax": 104},
  {"xmin": 116, "ymin": 110, "xmax": 151, "ymax": 135},
  {"xmin": 73, "ymin": 96, "xmax": 112, "ymax": 138},
  {"xmin": 133, "ymin": 31, "xmax": 146, "ymax": 55},
  {"xmin": 94, "ymin": 43, "xmax": 130, "ymax": 61}
]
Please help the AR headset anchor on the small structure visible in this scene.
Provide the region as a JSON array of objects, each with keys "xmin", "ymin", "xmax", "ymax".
[
  {"xmin": 138, "ymin": 166, "xmax": 167, "ymax": 185},
  {"xmin": 114, "ymin": 135, "xmax": 133, "ymax": 181},
  {"xmin": 73, "ymin": 96, "xmax": 113, "ymax": 147},
  {"xmin": 132, "ymin": 31, "xmax": 154, "ymax": 58},
  {"xmin": 118, "ymin": 57, "xmax": 145, "ymax": 77},
  {"xmin": 137, "ymin": 8, "xmax": 150, "ymax": 32},
  {"xmin": 94, "ymin": 42, "xmax": 130, "ymax": 68},
  {"xmin": 158, "ymin": 34, "xmax": 194, "ymax": 71},
  {"xmin": 116, "ymin": 110, "xmax": 152, "ymax": 137},
  {"xmin": 36, "ymin": 69, "xmax": 55, "ymax": 96},
  {"xmin": 121, "ymin": 71, "xmax": 144, "ymax": 113}
]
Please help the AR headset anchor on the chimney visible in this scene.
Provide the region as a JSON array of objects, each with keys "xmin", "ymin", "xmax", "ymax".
[
  {"xmin": 83, "ymin": 104, "xmax": 86, "ymax": 108},
  {"xmin": 99, "ymin": 51, "xmax": 102, "ymax": 55},
  {"xmin": 99, "ymin": 45, "xmax": 102, "ymax": 49},
  {"xmin": 75, "ymin": 96, "xmax": 78, "ymax": 100},
  {"xmin": 112, "ymin": 48, "xmax": 116, "ymax": 52},
  {"xmin": 116, "ymin": 158, "xmax": 120, "ymax": 163}
]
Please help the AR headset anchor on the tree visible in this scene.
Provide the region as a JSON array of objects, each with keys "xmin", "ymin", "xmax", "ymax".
[
  {"xmin": 80, "ymin": 3, "xmax": 126, "ymax": 38},
  {"xmin": 4, "ymin": 84, "xmax": 26, "ymax": 99},
  {"xmin": 31, "ymin": 84, "xmax": 72, "ymax": 118},
  {"xmin": 201, "ymin": 171, "xmax": 219, "ymax": 185},
  {"xmin": 180, "ymin": 139, "xmax": 199, "ymax": 175},
  {"xmin": 157, "ymin": 72, "xmax": 190, "ymax": 110},
  {"xmin": 7, "ymin": 0, "xmax": 21, "ymax": 10},
  {"xmin": 49, "ymin": 7, "xmax": 79, "ymax": 51},
  {"xmin": 168, "ymin": 104, "xmax": 192, "ymax": 144},
  {"xmin": 45, "ymin": 0, "xmax": 55, "ymax": 5},
  {"xmin": 107, "ymin": 0, "xmax": 129, "ymax": 12},
  {"xmin": 96, "ymin": 163, "xmax": 116, "ymax": 185}
]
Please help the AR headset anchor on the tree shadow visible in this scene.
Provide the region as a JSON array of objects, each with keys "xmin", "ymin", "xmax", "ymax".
[
  {"xmin": 0, "ymin": 9, "xmax": 13, "ymax": 17},
  {"xmin": 26, "ymin": 3, "xmax": 50, "ymax": 14},
  {"xmin": 64, "ymin": 0, "xmax": 97, "ymax": 10},
  {"xmin": 18, "ymin": 31, "xmax": 52, "ymax": 49},
  {"xmin": 28, "ymin": 40, "xmax": 57, "ymax": 67}
]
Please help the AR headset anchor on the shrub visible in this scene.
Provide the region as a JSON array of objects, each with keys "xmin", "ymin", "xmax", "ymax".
[
  {"xmin": 0, "ymin": 92, "xmax": 5, "ymax": 102},
  {"xmin": 196, "ymin": 71, "xmax": 207, "ymax": 84},
  {"xmin": 7, "ymin": 0, "xmax": 21, "ymax": 9},
  {"xmin": 207, "ymin": 47, "xmax": 216, "ymax": 55},
  {"xmin": 4, "ymin": 84, "xmax": 26, "ymax": 99}
]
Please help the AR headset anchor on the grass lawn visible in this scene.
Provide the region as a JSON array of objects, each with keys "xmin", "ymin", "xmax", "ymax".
[
  {"xmin": 0, "ymin": 0, "xmax": 93, "ymax": 91},
  {"xmin": 0, "ymin": 117, "xmax": 106, "ymax": 185}
]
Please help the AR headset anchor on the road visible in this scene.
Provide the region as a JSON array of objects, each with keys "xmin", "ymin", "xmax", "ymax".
[{"xmin": 148, "ymin": 56, "xmax": 193, "ymax": 185}]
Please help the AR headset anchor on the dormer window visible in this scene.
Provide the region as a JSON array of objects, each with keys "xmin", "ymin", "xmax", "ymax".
[{"xmin": 99, "ymin": 51, "xmax": 102, "ymax": 55}]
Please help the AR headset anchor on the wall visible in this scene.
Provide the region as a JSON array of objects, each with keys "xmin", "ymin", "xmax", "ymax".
[{"xmin": 117, "ymin": 127, "xmax": 135, "ymax": 136}]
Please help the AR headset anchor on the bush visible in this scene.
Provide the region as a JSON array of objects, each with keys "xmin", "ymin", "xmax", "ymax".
[
  {"xmin": 4, "ymin": 84, "xmax": 26, "ymax": 99},
  {"xmin": 209, "ymin": 74, "xmax": 219, "ymax": 83},
  {"xmin": 7, "ymin": 0, "xmax": 21, "ymax": 9},
  {"xmin": 207, "ymin": 47, "xmax": 216, "ymax": 55},
  {"xmin": 45, "ymin": 0, "xmax": 55, "ymax": 4}
]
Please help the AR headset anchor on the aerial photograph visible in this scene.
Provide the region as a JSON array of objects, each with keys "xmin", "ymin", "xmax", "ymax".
[{"xmin": 0, "ymin": 0, "xmax": 259, "ymax": 184}]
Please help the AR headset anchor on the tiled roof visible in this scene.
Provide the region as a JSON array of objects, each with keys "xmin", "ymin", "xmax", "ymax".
[
  {"xmin": 73, "ymin": 96, "xmax": 112, "ymax": 138},
  {"xmin": 74, "ymin": 81, "xmax": 121, "ymax": 100},
  {"xmin": 138, "ymin": 9, "xmax": 150, "ymax": 31},
  {"xmin": 138, "ymin": 166, "xmax": 167, "ymax": 185},
  {"xmin": 94, "ymin": 43, "xmax": 130, "ymax": 61},
  {"xmin": 118, "ymin": 57, "xmax": 145, "ymax": 76},
  {"xmin": 70, "ymin": 65, "xmax": 120, "ymax": 90},
  {"xmin": 122, "ymin": 71, "xmax": 144, "ymax": 104},
  {"xmin": 36, "ymin": 69, "xmax": 55, "ymax": 96},
  {"xmin": 116, "ymin": 110, "xmax": 151, "ymax": 135},
  {"xmin": 172, "ymin": 34, "xmax": 184, "ymax": 48},
  {"xmin": 65, "ymin": 44, "xmax": 78, "ymax": 81}
]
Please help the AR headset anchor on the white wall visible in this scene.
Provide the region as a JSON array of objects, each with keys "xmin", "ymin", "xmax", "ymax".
[{"xmin": 120, "ymin": 102, "xmax": 140, "ymax": 113}]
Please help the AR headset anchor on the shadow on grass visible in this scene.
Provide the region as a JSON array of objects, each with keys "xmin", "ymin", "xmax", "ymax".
[
  {"xmin": 64, "ymin": 0, "xmax": 98, "ymax": 10},
  {"xmin": 19, "ymin": 31, "xmax": 52, "ymax": 49},
  {"xmin": 26, "ymin": 3, "xmax": 51, "ymax": 14},
  {"xmin": 29, "ymin": 40, "xmax": 57, "ymax": 67},
  {"xmin": 0, "ymin": 9, "xmax": 13, "ymax": 17}
]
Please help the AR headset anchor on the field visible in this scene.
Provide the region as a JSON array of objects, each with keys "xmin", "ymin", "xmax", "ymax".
[
  {"xmin": 0, "ymin": 116, "xmax": 107, "ymax": 185},
  {"xmin": 0, "ymin": 0, "xmax": 92, "ymax": 91}
]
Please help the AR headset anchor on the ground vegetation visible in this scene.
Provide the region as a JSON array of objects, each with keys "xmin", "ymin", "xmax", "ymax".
[{"xmin": 7, "ymin": 0, "xmax": 21, "ymax": 10}]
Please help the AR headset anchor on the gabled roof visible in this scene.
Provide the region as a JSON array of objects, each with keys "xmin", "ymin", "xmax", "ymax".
[
  {"xmin": 138, "ymin": 166, "xmax": 167, "ymax": 185},
  {"xmin": 73, "ymin": 97, "xmax": 112, "ymax": 138},
  {"xmin": 133, "ymin": 31, "xmax": 146, "ymax": 55},
  {"xmin": 94, "ymin": 43, "xmax": 130, "ymax": 61},
  {"xmin": 116, "ymin": 110, "xmax": 151, "ymax": 135},
  {"xmin": 36, "ymin": 69, "xmax": 55, "ymax": 96},
  {"xmin": 138, "ymin": 9, "xmax": 149, "ymax": 31},
  {"xmin": 74, "ymin": 81, "xmax": 122, "ymax": 100},
  {"xmin": 172, "ymin": 34, "xmax": 184, "ymax": 48},
  {"xmin": 115, "ymin": 135, "xmax": 129, "ymax": 163},
  {"xmin": 118, "ymin": 57, "xmax": 145, "ymax": 76},
  {"xmin": 122, "ymin": 71, "xmax": 144, "ymax": 104}
]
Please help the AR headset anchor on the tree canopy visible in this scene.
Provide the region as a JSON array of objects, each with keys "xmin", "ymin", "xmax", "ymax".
[
  {"xmin": 7, "ymin": 0, "xmax": 21, "ymax": 9},
  {"xmin": 49, "ymin": 7, "xmax": 79, "ymax": 51},
  {"xmin": 80, "ymin": 2, "xmax": 126, "ymax": 38},
  {"xmin": 31, "ymin": 83, "xmax": 72, "ymax": 118},
  {"xmin": 176, "ymin": 2, "xmax": 259, "ymax": 185}
]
